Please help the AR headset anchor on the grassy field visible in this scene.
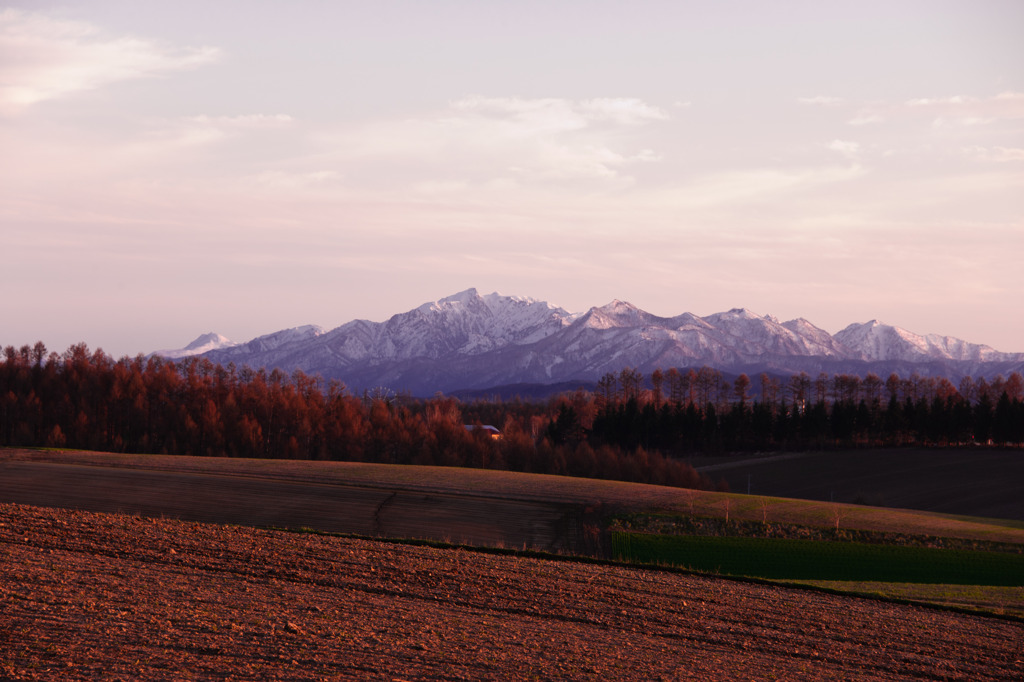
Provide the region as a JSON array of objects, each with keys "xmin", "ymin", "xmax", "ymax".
[
  {"xmin": 610, "ymin": 533, "xmax": 1024, "ymax": 584},
  {"xmin": 787, "ymin": 581, "xmax": 1024, "ymax": 619},
  {"xmin": 608, "ymin": 528, "xmax": 1024, "ymax": 618}
]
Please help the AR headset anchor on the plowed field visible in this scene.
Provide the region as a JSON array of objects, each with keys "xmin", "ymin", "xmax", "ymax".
[{"xmin": 2, "ymin": 503, "xmax": 1021, "ymax": 681}]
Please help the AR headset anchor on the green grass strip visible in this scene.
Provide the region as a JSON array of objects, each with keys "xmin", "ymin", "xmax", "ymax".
[{"xmin": 612, "ymin": 532, "xmax": 1024, "ymax": 585}]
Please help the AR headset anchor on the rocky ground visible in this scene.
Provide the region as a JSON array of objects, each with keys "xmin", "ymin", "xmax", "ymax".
[{"xmin": 1, "ymin": 503, "xmax": 1021, "ymax": 680}]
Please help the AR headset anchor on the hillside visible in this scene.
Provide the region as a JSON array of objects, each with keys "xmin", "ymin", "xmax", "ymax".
[
  {"xmin": 4, "ymin": 449, "xmax": 1024, "ymax": 546},
  {"xmin": 700, "ymin": 449, "xmax": 1024, "ymax": 522}
]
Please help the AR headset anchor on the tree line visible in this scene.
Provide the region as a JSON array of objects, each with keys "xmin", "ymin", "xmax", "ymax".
[
  {"xmin": 0, "ymin": 343, "xmax": 713, "ymax": 489},
  {"xmin": 583, "ymin": 367, "xmax": 1024, "ymax": 454},
  {"xmin": 2, "ymin": 344, "xmax": 1022, "ymax": 490}
]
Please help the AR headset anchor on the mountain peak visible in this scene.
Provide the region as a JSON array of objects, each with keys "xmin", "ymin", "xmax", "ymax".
[
  {"xmin": 184, "ymin": 332, "xmax": 232, "ymax": 351},
  {"xmin": 418, "ymin": 288, "xmax": 482, "ymax": 312},
  {"xmin": 150, "ymin": 332, "xmax": 236, "ymax": 359},
  {"xmin": 598, "ymin": 299, "xmax": 639, "ymax": 313},
  {"xmin": 703, "ymin": 308, "xmax": 766, "ymax": 324},
  {"xmin": 441, "ymin": 287, "xmax": 480, "ymax": 303},
  {"xmin": 582, "ymin": 300, "xmax": 648, "ymax": 329}
]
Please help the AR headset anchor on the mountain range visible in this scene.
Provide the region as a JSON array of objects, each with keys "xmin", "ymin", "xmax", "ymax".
[{"xmin": 153, "ymin": 289, "xmax": 1024, "ymax": 396}]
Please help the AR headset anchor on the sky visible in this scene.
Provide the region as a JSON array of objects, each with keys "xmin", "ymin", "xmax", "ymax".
[{"xmin": 2, "ymin": 0, "xmax": 1022, "ymax": 358}]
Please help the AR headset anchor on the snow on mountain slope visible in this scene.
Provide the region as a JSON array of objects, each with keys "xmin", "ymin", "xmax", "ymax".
[
  {"xmin": 834, "ymin": 320, "xmax": 1012, "ymax": 362},
  {"xmin": 206, "ymin": 325, "xmax": 325, "ymax": 359},
  {"xmin": 405, "ymin": 288, "xmax": 576, "ymax": 351},
  {"xmin": 315, "ymin": 288, "xmax": 577, "ymax": 364},
  {"xmin": 782, "ymin": 318, "xmax": 848, "ymax": 356},
  {"xmin": 153, "ymin": 290, "xmax": 1024, "ymax": 394},
  {"xmin": 580, "ymin": 300, "xmax": 662, "ymax": 330},
  {"xmin": 151, "ymin": 333, "xmax": 236, "ymax": 359},
  {"xmin": 702, "ymin": 308, "xmax": 848, "ymax": 358}
]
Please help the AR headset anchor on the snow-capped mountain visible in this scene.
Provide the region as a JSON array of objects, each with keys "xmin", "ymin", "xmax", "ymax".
[
  {"xmin": 207, "ymin": 325, "xmax": 325, "ymax": 357},
  {"xmin": 322, "ymin": 289, "xmax": 576, "ymax": 362},
  {"xmin": 834, "ymin": 320, "xmax": 1008, "ymax": 363},
  {"xmin": 151, "ymin": 332, "xmax": 237, "ymax": 359},
  {"xmin": 154, "ymin": 289, "xmax": 1024, "ymax": 395}
]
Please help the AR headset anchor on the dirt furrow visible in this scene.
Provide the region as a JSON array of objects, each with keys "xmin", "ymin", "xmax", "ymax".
[{"xmin": 1, "ymin": 503, "xmax": 1021, "ymax": 680}]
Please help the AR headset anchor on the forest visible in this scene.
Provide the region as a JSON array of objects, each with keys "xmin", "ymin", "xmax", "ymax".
[{"xmin": 2, "ymin": 342, "xmax": 1023, "ymax": 490}]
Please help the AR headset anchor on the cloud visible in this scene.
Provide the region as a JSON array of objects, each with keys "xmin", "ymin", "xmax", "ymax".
[
  {"xmin": 447, "ymin": 96, "xmax": 590, "ymax": 136},
  {"xmin": 827, "ymin": 139, "xmax": 860, "ymax": 158},
  {"xmin": 332, "ymin": 96, "xmax": 668, "ymax": 185},
  {"xmin": 448, "ymin": 95, "xmax": 668, "ymax": 133},
  {"xmin": 186, "ymin": 114, "xmax": 294, "ymax": 129},
  {"xmin": 530, "ymin": 143, "xmax": 654, "ymax": 181},
  {"xmin": 907, "ymin": 96, "xmax": 968, "ymax": 107},
  {"xmin": 843, "ymin": 91, "xmax": 1024, "ymax": 129},
  {"xmin": 0, "ymin": 9, "xmax": 219, "ymax": 113},
  {"xmin": 904, "ymin": 91, "xmax": 1024, "ymax": 122},
  {"xmin": 413, "ymin": 180, "xmax": 471, "ymax": 195},
  {"xmin": 117, "ymin": 113, "xmax": 295, "ymax": 156},
  {"xmin": 964, "ymin": 146, "xmax": 1024, "ymax": 162},
  {"xmin": 577, "ymin": 98, "xmax": 670, "ymax": 125},
  {"xmin": 648, "ymin": 164, "xmax": 866, "ymax": 211},
  {"xmin": 798, "ymin": 96, "xmax": 844, "ymax": 106},
  {"xmin": 251, "ymin": 170, "xmax": 344, "ymax": 190},
  {"xmin": 847, "ymin": 112, "xmax": 883, "ymax": 126},
  {"xmin": 918, "ymin": 93, "xmax": 1024, "ymax": 131}
]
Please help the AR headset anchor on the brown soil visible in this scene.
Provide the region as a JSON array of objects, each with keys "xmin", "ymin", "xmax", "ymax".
[{"xmin": 2, "ymin": 503, "xmax": 1022, "ymax": 681}]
